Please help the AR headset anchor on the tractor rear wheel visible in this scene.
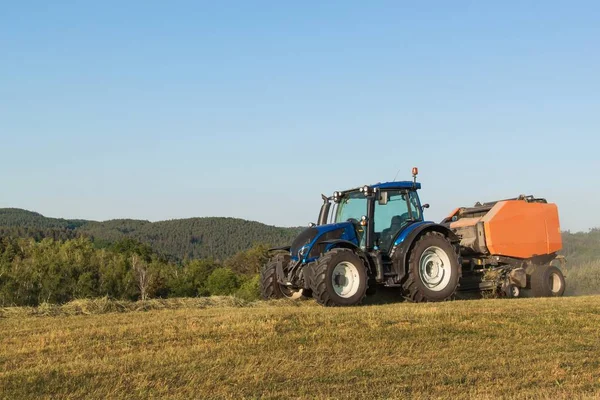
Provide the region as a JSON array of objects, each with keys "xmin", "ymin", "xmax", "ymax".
[
  {"xmin": 310, "ymin": 248, "xmax": 368, "ymax": 306},
  {"xmin": 403, "ymin": 231, "xmax": 461, "ymax": 302},
  {"xmin": 260, "ymin": 253, "xmax": 305, "ymax": 300},
  {"xmin": 530, "ymin": 265, "xmax": 565, "ymax": 297}
]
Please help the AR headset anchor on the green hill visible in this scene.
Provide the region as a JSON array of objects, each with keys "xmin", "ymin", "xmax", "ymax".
[
  {"xmin": 78, "ymin": 217, "xmax": 302, "ymax": 260},
  {"xmin": 0, "ymin": 208, "xmax": 87, "ymax": 241},
  {"xmin": 0, "ymin": 208, "xmax": 302, "ymax": 261}
]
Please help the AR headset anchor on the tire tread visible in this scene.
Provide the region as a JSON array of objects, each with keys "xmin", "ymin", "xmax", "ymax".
[{"xmin": 260, "ymin": 253, "xmax": 287, "ymax": 299}]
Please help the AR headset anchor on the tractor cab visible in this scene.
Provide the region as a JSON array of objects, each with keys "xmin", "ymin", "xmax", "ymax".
[
  {"xmin": 323, "ymin": 181, "xmax": 424, "ymax": 253},
  {"xmin": 316, "ymin": 168, "xmax": 426, "ymax": 255}
]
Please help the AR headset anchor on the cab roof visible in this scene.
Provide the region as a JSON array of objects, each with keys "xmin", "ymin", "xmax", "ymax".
[
  {"xmin": 371, "ymin": 181, "xmax": 421, "ymax": 190},
  {"xmin": 335, "ymin": 181, "xmax": 421, "ymax": 198}
]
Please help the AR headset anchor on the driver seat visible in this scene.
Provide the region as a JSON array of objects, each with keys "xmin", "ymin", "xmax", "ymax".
[{"xmin": 380, "ymin": 215, "xmax": 407, "ymax": 251}]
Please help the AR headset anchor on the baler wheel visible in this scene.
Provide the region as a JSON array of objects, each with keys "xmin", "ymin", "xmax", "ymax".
[
  {"xmin": 503, "ymin": 283, "xmax": 520, "ymax": 298},
  {"xmin": 530, "ymin": 265, "xmax": 565, "ymax": 297}
]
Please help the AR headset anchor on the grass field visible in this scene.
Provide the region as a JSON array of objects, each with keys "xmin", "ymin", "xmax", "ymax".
[{"xmin": 2, "ymin": 296, "xmax": 600, "ymax": 399}]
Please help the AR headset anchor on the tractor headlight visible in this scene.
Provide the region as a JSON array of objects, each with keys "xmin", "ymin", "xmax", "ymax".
[
  {"xmin": 333, "ymin": 191, "xmax": 342, "ymax": 203},
  {"xmin": 299, "ymin": 244, "xmax": 310, "ymax": 258}
]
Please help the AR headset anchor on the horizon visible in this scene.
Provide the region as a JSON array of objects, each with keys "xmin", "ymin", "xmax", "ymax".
[
  {"xmin": 2, "ymin": 206, "xmax": 597, "ymax": 234},
  {"xmin": 2, "ymin": 1, "xmax": 599, "ymax": 232}
]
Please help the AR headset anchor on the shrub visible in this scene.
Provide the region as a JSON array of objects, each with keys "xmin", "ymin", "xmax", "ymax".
[
  {"xmin": 205, "ymin": 268, "xmax": 240, "ymax": 296},
  {"xmin": 235, "ymin": 274, "xmax": 260, "ymax": 301},
  {"xmin": 564, "ymin": 260, "xmax": 600, "ymax": 296}
]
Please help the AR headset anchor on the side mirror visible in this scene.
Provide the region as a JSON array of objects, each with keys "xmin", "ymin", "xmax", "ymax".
[
  {"xmin": 378, "ymin": 192, "xmax": 388, "ymax": 205},
  {"xmin": 422, "ymin": 203, "xmax": 430, "ymax": 209}
]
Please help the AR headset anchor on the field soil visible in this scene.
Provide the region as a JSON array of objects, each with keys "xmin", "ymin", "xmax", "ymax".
[{"xmin": 2, "ymin": 296, "xmax": 600, "ymax": 399}]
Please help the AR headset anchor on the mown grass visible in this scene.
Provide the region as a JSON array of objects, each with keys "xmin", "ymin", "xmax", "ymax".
[{"xmin": 2, "ymin": 296, "xmax": 600, "ymax": 399}]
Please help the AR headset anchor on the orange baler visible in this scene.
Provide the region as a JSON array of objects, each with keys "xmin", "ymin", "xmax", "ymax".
[
  {"xmin": 443, "ymin": 195, "xmax": 562, "ymax": 260},
  {"xmin": 442, "ymin": 195, "xmax": 565, "ymax": 297}
]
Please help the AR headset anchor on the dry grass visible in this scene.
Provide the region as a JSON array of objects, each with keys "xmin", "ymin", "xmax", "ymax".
[
  {"xmin": 2, "ymin": 296, "xmax": 600, "ymax": 399},
  {"xmin": 0, "ymin": 296, "xmax": 261, "ymax": 318}
]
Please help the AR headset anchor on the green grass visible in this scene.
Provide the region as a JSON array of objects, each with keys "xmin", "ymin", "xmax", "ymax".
[{"xmin": 2, "ymin": 296, "xmax": 600, "ymax": 399}]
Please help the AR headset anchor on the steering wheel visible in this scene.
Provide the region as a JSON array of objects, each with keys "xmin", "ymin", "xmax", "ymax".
[
  {"xmin": 347, "ymin": 218, "xmax": 360, "ymax": 225},
  {"xmin": 398, "ymin": 212, "xmax": 411, "ymax": 221}
]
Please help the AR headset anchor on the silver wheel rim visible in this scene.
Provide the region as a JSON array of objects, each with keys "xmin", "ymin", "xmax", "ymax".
[
  {"xmin": 549, "ymin": 273, "xmax": 562, "ymax": 293},
  {"xmin": 331, "ymin": 261, "xmax": 360, "ymax": 298},
  {"xmin": 510, "ymin": 286, "xmax": 520, "ymax": 297},
  {"xmin": 419, "ymin": 246, "xmax": 452, "ymax": 292}
]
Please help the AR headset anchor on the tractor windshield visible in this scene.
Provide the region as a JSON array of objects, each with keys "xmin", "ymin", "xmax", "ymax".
[
  {"xmin": 376, "ymin": 190, "xmax": 422, "ymax": 251},
  {"xmin": 334, "ymin": 191, "xmax": 367, "ymax": 224}
]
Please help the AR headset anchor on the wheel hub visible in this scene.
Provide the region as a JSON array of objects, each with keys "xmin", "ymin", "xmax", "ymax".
[
  {"xmin": 419, "ymin": 246, "xmax": 452, "ymax": 292},
  {"xmin": 331, "ymin": 261, "xmax": 360, "ymax": 298},
  {"xmin": 333, "ymin": 273, "xmax": 348, "ymax": 287},
  {"xmin": 549, "ymin": 273, "xmax": 562, "ymax": 293}
]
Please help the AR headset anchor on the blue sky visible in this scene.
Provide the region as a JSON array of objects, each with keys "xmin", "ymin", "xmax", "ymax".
[{"xmin": 1, "ymin": 1, "xmax": 599, "ymax": 232}]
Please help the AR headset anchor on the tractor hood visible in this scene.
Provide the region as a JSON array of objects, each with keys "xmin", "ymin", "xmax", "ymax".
[{"xmin": 290, "ymin": 222, "xmax": 359, "ymax": 262}]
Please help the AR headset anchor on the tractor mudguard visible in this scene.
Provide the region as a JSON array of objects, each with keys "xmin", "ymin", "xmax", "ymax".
[
  {"xmin": 389, "ymin": 222, "xmax": 459, "ymax": 282},
  {"xmin": 321, "ymin": 239, "xmax": 360, "ymax": 252},
  {"xmin": 268, "ymin": 245, "xmax": 291, "ymax": 253},
  {"xmin": 320, "ymin": 239, "xmax": 375, "ymax": 276}
]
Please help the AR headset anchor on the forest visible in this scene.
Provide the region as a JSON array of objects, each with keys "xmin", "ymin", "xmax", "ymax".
[{"xmin": 0, "ymin": 208, "xmax": 301, "ymax": 260}]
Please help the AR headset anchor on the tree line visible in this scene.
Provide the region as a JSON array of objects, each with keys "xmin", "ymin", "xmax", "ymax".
[
  {"xmin": 0, "ymin": 236, "xmax": 269, "ymax": 307},
  {"xmin": 0, "ymin": 208, "xmax": 301, "ymax": 261}
]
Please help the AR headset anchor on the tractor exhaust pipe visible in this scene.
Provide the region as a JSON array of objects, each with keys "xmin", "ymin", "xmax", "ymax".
[{"xmin": 317, "ymin": 194, "xmax": 330, "ymax": 226}]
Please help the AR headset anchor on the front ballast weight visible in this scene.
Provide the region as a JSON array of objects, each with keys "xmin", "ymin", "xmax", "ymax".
[{"xmin": 260, "ymin": 252, "xmax": 310, "ymax": 300}]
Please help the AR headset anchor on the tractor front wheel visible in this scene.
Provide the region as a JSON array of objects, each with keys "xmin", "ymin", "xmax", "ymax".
[
  {"xmin": 310, "ymin": 248, "xmax": 368, "ymax": 306},
  {"xmin": 260, "ymin": 253, "xmax": 305, "ymax": 300}
]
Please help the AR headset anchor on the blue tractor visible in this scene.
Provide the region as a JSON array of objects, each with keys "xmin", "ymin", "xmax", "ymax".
[{"xmin": 261, "ymin": 168, "xmax": 462, "ymax": 306}]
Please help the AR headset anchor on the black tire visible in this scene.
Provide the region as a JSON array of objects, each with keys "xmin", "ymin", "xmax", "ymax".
[
  {"xmin": 260, "ymin": 253, "xmax": 305, "ymax": 300},
  {"xmin": 530, "ymin": 265, "xmax": 565, "ymax": 297},
  {"xmin": 503, "ymin": 283, "xmax": 520, "ymax": 298},
  {"xmin": 402, "ymin": 231, "xmax": 461, "ymax": 302},
  {"xmin": 310, "ymin": 248, "xmax": 368, "ymax": 306}
]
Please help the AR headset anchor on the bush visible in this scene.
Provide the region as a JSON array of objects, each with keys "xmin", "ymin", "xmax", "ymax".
[
  {"xmin": 235, "ymin": 274, "xmax": 260, "ymax": 301},
  {"xmin": 205, "ymin": 268, "xmax": 240, "ymax": 296},
  {"xmin": 564, "ymin": 260, "xmax": 600, "ymax": 296},
  {"xmin": 225, "ymin": 244, "xmax": 269, "ymax": 276}
]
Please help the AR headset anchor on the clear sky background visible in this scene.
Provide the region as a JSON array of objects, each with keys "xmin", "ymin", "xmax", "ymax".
[{"xmin": 1, "ymin": 1, "xmax": 599, "ymax": 232}]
